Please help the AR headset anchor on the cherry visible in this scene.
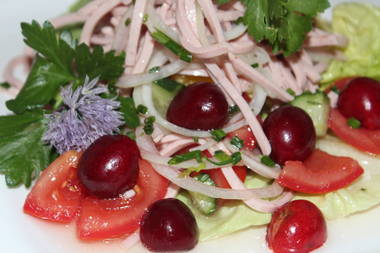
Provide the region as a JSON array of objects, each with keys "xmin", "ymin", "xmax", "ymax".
[
  {"xmin": 166, "ymin": 82, "xmax": 228, "ymax": 130},
  {"xmin": 337, "ymin": 77, "xmax": 380, "ymax": 130},
  {"xmin": 263, "ymin": 105, "xmax": 316, "ymax": 165},
  {"xmin": 77, "ymin": 135, "xmax": 140, "ymax": 198},
  {"xmin": 266, "ymin": 200, "xmax": 327, "ymax": 253},
  {"xmin": 140, "ymin": 198, "xmax": 199, "ymax": 252}
]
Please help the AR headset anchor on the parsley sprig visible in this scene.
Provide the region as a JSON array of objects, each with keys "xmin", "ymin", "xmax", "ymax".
[{"xmin": 0, "ymin": 20, "xmax": 126, "ymax": 187}]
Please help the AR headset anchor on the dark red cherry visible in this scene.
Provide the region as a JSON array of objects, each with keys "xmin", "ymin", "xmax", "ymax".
[
  {"xmin": 266, "ymin": 200, "xmax": 327, "ymax": 253},
  {"xmin": 337, "ymin": 77, "xmax": 380, "ymax": 130},
  {"xmin": 140, "ymin": 198, "xmax": 199, "ymax": 252},
  {"xmin": 166, "ymin": 82, "xmax": 228, "ymax": 130},
  {"xmin": 263, "ymin": 105, "xmax": 316, "ymax": 165},
  {"xmin": 77, "ymin": 135, "xmax": 140, "ymax": 198}
]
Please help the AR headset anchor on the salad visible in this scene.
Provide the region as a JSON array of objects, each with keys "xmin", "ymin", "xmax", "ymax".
[{"xmin": 1, "ymin": 0, "xmax": 380, "ymax": 252}]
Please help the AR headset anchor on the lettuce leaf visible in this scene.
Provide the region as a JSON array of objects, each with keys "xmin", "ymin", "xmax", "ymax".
[
  {"xmin": 322, "ymin": 3, "xmax": 380, "ymax": 83},
  {"xmin": 179, "ymin": 135, "xmax": 380, "ymax": 241},
  {"xmin": 177, "ymin": 175, "xmax": 271, "ymax": 241}
]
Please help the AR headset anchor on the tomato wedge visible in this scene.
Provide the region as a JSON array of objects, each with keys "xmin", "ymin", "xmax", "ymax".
[
  {"xmin": 207, "ymin": 166, "xmax": 247, "ymax": 189},
  {"xmin": 77, "ymin": 159, "xmax": 169, "ymax": 241},
  {"xmin": 329, "ymin": 109, "xmax": 380, "ymax": 154},
  {"xmin": 277, "ymin": 149, "xmax": 364, "ymax": 194},
  {"xmin": 23, "ymin": 151, "xmax": 82, "ymax": 223},
  {"xmin": 228, "ymin": 125, "xmax": 257, "ymax": 151}
]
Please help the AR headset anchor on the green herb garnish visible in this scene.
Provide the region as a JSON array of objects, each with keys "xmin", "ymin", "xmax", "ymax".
[
  {"xmin": 168, "ymin": 150, "xmax": 203, "ymax": 165},
  {"xmin": 211, "ymin": 129, "xmax": 226, "ymax": 142},
  {"xmin": 230, "ymin": 136, "xmax": 244, "ymax": 150},
  {"xmin": 151, "ymin": 29, "xmax": 193, "ymax": 62},
  {"xmin": 347, "ymin": 117, "xmax": 361, "ymax": 129},
  {"xmin": 260, "ymin": 155, "xmax": 276, "ymax": 167}
]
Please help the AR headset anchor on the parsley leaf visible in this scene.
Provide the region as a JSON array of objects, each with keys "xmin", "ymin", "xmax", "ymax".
[
  {"xmin": 0, "ymin": 110, "xmax": 52, "ymax": 187},
  {"xmin": 75, "ymin": 44, "xmax": 125, "ymax": 84},
  {"xmin": 118, "ymin": 97, "xmax": 140, "ymax": 129},
  {"xmin": 6, "ymin": 57, "xmax": 73, "ymax": 114},
  {"xmin": 21, "ymin": 21, "xmax": 74, "ymax": 75},
  {"xmin": 242, "ymin": 0, "xmax": 330, "ymax": 56}
]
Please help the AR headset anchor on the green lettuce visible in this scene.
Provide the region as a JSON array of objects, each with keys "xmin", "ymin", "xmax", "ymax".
[
  {"xmin": 322, "ymin": 3, "xmax": 380, "ymax": 83},
  {"xmin": 177, "ymin": 175, "xmax": 271, "ymax": 241},
  {"xmin": 179, "ymin": 136, "xmax": 380, "ymax": 241}
]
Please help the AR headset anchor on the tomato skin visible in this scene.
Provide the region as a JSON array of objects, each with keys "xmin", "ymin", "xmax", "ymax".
[
  {"xmin": 266, "ymin": 200, "xmax": 327, "ymax": 253},
  {"xmin": 77, "ymin": 160, "xmax": 169, "ymax": 241},
  {"xmin": 23, "ymin": 151, "xmax": 82, "ymax": 223},
  {"xmin": 207, "ymin": 166, "xmax": 247, "ymax": 189},
  {"xmin": 329, "ymin": 109, "xmax": 380, "ymax": 154},
  {"xmin": 278, "ymin": 149, "xmax": 363, "ymax": 194},
  {"xmin": 331, "ymin": 76, "xmax": 357, "ymax": 92},
  {"xmin": 228, "ymin": 126, "xmax": 257, "ymax": 151}
]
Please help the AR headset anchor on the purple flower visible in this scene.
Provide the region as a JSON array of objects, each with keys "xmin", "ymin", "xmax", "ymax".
[{"xmin": 43, "ymin": 77, "xmax": 123, "ymax": 154}]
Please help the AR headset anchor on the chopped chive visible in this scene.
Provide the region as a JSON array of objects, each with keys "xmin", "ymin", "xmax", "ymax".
[
  {"xmin": 230, "ymin": 136, "xmax": 244, "ymax": 150},
  {"xmin": 168, "ymin": 150, "xmax": 203, "ymax": 165},
  {"xmin": 234, "ymin": 16, "xmax": 244, "ymax": 25},
  {"xmin": 347, "ymin": 117, "xmax": 361, "ymax": 129},
  {"xmin": 143, "ymin": 116, "xmax": 155, "ymax": 135},
  {"xmin": 231, "ymin": 152, "xmax": 242, "ymax": 165},
  {"xmin": 0, "ymin": 82, "xmax": 11, "ymax": 89},
  {"xmin": 149, "ymin": 66, "xmax": 161, "ymax": 73},
  {"xmin": 260, "ymin": 112, "xmax": 268, "ymax": 121},
  {"xmin": 206, "ymin": 151, "xmax": 241, "ymax": 166},
  {"xmin": 153, "ymin": 78, "xmax": 184, "ymax": 92},
  {"xmin": 193, "ymin": 136, "xmax": 199, "ymax": 143},
  {"xmin": 211, "ymin": 129, "xmax": 226, "ymax": 142},
  {"xmin": 151, "ymin": 28, "xmax": 193, "ymax": 62},
  {"xmin": 143, "ymin": 14, "xmax": 149, "ymax": 23},
  {"xmin": 261, "ymin": 155, "xmax": 275, "ymax": 167},
  {"xmin": 126, "ymin": 131, "xmax": 136, "ymax": 140},
  {"xmin": 137, "ymin": 104, "xmax": 148, "ymax": 114},
  {"xmin": 124, "ymin": 18, "xmax": 131, "ymax": 27},
  {"xmin": 331, "ymin": 85, "xmax": 340, "ymax": 94},
  {"xmin": 228, "ymin": 105, "xmax": 240, "ymax": 115},
  {"xmin": 251, "ymin": 63, "xmax": 259, "ymax": 68},
  {"xmin": 286, "ymin": 88, "xmax": 296, "ymax": 96}
]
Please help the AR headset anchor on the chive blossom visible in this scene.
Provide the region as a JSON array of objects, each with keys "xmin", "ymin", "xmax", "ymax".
[
  {"xmin": 168, "ymin": 150, "xmax": 203, "ymax": 165},
  {"xmin": 261, "ymin": 155, "xmax": 275, "ymax": 167},
  {"xmin": 347, "ymin": 117, "xmax": 361, "ymax": 129},
  {"xmin": 230, "ymin": 136, "xmax": 244, "ymax": 150},
  {"xmin": 151, "ymin": 28, "xmax": 192, "ymax": 62},
  {"xmin": 211, "ymin": 129, "xmax": 226, "ymax": 142}
]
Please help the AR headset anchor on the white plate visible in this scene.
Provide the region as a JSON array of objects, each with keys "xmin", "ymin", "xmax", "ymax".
[{"xmin": 1, "ymin": 1, "xmax": 380, "ymax": 252}]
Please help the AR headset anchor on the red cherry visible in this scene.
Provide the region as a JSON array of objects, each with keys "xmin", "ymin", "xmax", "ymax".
[
  {"xmin": 140, "ymin": 198, "xmax": 199, "ymax": 252},
  {"xmin": 266, "ymin": 200, "xmax": 327, "ymax": 253},
  {"xmin": 338, "ymin": 77, "xmax": 380, "ymax": 130},
  {"xmin": 263, "ymin": 105, "xmax": 316, "ymax": 165},
  {"xmin": 77, "ymin": 135, "xmax": 140, "ymax": 198},
  {"xmin": 166, "ymin": 82, "xmax": 229, "ymax": 130}
]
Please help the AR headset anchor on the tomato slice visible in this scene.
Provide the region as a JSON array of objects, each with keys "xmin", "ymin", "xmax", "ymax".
[
  {"xmin": 325, "ymin": 76, "xmax": 357, "ymax": 93},
  {"xmin": 329, "ymin": 109, "xmax": 380, "ymax": 154},
  {"xmin": 77, "ymin": 159, "xmax": 169, "ymax": 241},
  {"xmin": 277, "ymin": 149, "xmax": 364, "ymax": 194},
  {"xmin": 228, "ymin": 125, "xmax": 257, "ymax": 151},
  {"xmin": 207, "ymin": 166, "xmax": 247, "ymax": 189},
  {"xmin": 23, "ymin": 151, "xmax": 82, "ymax": 223}
]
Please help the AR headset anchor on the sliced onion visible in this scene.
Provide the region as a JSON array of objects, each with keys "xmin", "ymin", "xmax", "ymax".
[
  {"xmin": 145, "ymin": 0, "xmax": 180, "ymax": 42},
  {"xmin": 242, "ymin": 152, "xmax": 281, "ymax": 179},
  {"xmin": 224, "ymin": 23, "xmax": 247, "ymax": 41},
  {"xmin": 116, "ymin": 60, "xmax": 188, "ymax": 88},
  {"xmin": 250, "ymin": 84, "xmax": 267, "ymax": 115},
  {"xmin": 150, "ymin": 162, "xmax": 275, "ymax": 200}
]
